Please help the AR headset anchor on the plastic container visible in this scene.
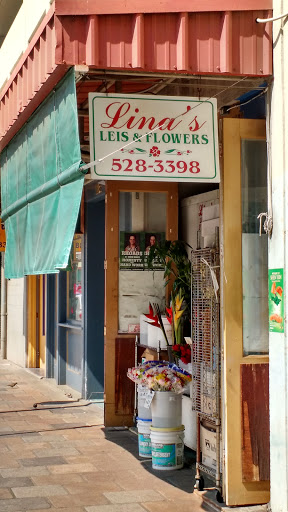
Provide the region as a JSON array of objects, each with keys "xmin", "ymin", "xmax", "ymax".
[
  {"xmin": 150, "ymin": 425, "xmax": 185, "ymax": 470},
  {"xmin": 138, "ymin": 385, "xmax": 152, "ymax": 420},
  {"xmin": 147, "ymin": 317, "xmax": 172, "ymax": 349},
  {"xmin": 151, "ymin": 391, "xmax": 182, "ymax": 428},
  {"xmin": 137, "ymin": 418, "xmax": 152, "ymax": 458}
]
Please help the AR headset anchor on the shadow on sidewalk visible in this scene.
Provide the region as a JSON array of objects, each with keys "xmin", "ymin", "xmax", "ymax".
[{"xmin": 102, "ymin": 426, "xmax": 200, "ymax": 494}]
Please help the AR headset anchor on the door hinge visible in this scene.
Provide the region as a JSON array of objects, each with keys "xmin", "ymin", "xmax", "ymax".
[
  {"xmin": 104, "ymin": 260, "xmax": 107, "ymax": 270},
  {"xmin": 104, "ymin": 326, "xmax": 106, "ymax": 336}
]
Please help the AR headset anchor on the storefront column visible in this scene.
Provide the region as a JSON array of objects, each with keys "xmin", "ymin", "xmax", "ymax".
[{"xmin": 269, "ymin": 4, "xmax": 288, "ymax": 511}]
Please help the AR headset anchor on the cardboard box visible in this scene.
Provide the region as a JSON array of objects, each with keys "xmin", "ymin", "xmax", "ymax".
[
  {"xmin": 141, "ymin": 347, "xmax": 168, "ymax": 362},
  {"xmin": 200, "ymin": 423, "xmax": 222, "ymax": 472}
]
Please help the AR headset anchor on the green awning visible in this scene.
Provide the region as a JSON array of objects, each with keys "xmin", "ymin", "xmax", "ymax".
[{"xmin": 0, "ymin": 69, "xmax": 85, "ymax": 278}]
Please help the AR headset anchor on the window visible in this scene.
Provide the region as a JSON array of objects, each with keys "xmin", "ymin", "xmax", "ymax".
[
  {"xmin": 241, "ymin": 139, "xmax": 268, "ymax": 355},
  {"xmin": 118, "ymin": 191, "xmax": 167, "ymax": 333}
]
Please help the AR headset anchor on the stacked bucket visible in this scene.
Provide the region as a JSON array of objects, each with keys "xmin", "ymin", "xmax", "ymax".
[
  {"xmin": 137, "ymin": 388, "xmax": 185, "ymax": 470},
  {"xmin": 137, "ymin": 385, "xmax": 152, "ymax": 458}
]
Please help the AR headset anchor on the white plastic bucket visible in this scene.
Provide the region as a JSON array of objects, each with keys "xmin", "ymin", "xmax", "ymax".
[
  {"xmin": 137, "ymin": 418, "xmax": 152, "ymax": 458},
  {"xmin": 151, "ymin": 391, "xmax": 182, "ymax": 428},
  {"xmin": 147, "ymin": 317, "xmax": 172, "ymax": 349},
  {"xmin": 138, "ymin": 385, "xmax": 152, "ymax": 420},
  {"xmin": 150, "ymin": 425, "xmax": 185, "ymax": 470}
]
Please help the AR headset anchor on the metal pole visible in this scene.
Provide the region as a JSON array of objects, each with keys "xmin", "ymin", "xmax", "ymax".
[{"xmin": 0, "ymin": 253, "xmax": 7, "ymax": 359}]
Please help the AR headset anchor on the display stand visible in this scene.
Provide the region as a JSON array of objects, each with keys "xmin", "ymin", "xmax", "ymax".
[{"xmin": 191, "ymin": 246, "xmax": 222, "ymax": 502}]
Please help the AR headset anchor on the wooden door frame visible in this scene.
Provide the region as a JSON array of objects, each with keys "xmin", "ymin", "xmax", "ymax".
[
  {"xmin": 27, "ymin": 275, "xmax": 37, "ymax": 368},
  {"xmin": 27, "ymin": 275, "xmax": 46, "ymax": 369},
  {"xmin": 222, "ymin": 118, "xmax": 269, "ymax": 505},
  {"xmin": 105, "ymin": 180, "xmax": 178, "ymax": 426}
]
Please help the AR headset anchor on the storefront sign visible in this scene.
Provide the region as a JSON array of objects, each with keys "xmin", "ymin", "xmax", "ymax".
[
  {"xmin": 268, "ymin": 268, "xmax": 284, "ymax": 333},
  {"xmin": 89, "ymin": 93, "xmax": 219, "ymax": 182},
  {"xmin": 0, "ymin": 219, "xmax": 6, "ymax": 252}
]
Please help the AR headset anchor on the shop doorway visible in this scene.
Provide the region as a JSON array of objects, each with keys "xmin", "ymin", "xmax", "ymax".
[
  {"xmin": 27, "ymin": 274, "xmax": 46, "ymax": 373},
  {"xmin": 84, "ymin": 195, "xmax": 105, "ymax": 400}
]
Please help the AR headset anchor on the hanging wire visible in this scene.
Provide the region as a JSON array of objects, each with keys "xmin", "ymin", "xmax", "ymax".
[{"xmin": 224, "ymin": 86, "xmax": 268, "ymax": 113}]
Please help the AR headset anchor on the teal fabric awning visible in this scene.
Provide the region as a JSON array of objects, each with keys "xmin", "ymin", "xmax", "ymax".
[{"xmin": 0, "ymin": 69, "xmax": 85, "ymax": 278}]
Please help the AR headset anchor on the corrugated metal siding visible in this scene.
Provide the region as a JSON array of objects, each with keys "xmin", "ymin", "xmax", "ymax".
[
  {"xmin": 55, "ymin": 0, "xmax": 272, "ymax": 15},
  {"xmin": 0, "ymin": 16, "xmax": 57, "ymax": 140},
  {"xmin": 57, "ymin": 11, "xmax": 272, "ymax": 75},
  {"xmin": 0, "ymin": 8, "xmax": 272, "ymax": 148}
]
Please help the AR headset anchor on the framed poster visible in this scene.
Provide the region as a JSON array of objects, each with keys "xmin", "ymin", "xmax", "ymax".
[{"xmin": 119, "ymin": 231, "xmax": 165, "ymax": 270}]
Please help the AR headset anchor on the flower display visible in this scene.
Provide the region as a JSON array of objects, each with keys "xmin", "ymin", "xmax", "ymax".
[
  {"xmin": 127, "ymin": 360, "xmax": 168, "ymax": 384},
  {"xmin": 127, "ymin": 362, "xmax": 192, "ymax": 393}
]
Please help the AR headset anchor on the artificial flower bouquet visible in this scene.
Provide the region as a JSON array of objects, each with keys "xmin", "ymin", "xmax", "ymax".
[
  {"xmin": 127, "ymin": 360, "xmax": 166, "ymax": 384},
  {"xmin": 171, "ymin": 343, "xmax": 192, "ymax": 365},
  {"xmin": 127, "ymin": 361, "xmax": 192, "ymax": 394}
]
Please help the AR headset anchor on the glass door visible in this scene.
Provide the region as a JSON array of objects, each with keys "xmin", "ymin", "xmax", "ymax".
[{"xmin": 222, "ymin": 119, "xmax": 269, "ymax": 506}]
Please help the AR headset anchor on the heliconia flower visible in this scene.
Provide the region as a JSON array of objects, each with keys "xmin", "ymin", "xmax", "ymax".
[
  {"xmin": 174, "ymin": 308, "xmax": 185, "ymax": 323},
  {"xmin": 144, "ymin": 303, "xmax": 160, "ymax": 327},
  {"xmin": 175, "ymin": 294, "xmax": 184, "ymax": 312},
  {"xmin": 166, "ymin": 307, "xmax": 173, "ymax": 325}
]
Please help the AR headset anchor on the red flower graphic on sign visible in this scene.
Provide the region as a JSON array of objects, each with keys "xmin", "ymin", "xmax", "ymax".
[{"xmin": 150, "ymin": 146, "xmax": 160, "ymax": 157}]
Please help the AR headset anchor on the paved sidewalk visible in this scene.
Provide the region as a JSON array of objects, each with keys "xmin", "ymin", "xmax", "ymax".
[{"xmin": 0, "ymin": 359, "xmax": 207, "ymax": 512}]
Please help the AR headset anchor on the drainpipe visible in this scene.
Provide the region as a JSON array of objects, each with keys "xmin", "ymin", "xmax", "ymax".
[{"xmin": 0, "ymin": 253, "xmax": 7, "ymax": 359}]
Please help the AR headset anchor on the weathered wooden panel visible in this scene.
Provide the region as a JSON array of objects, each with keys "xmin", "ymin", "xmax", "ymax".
[
  {"xmin": 115, "ymin": 337, "xmax": 135, "ymax": 416},
  {"xmin": 241, "ymin": 363, "xmax": 269, "ymax": 482}
]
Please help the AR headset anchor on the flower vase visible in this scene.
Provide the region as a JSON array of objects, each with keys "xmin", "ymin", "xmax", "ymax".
[{"xmin": 166, "ymin": 345, "xmax": 175, "ymax": 363}]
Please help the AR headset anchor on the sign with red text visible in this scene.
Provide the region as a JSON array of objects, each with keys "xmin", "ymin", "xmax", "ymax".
[{"xmin": 89, "ymin": 93, "xmax": 219, "ymax": 182}]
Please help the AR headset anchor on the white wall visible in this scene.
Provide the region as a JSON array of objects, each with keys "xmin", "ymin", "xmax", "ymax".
[
  {"xmin": 6, "ymin": 278, "xmax": 26, "ymax": 367},
  {"xmin": 0, "ymin": 0, "xmax": 53, "ymax": 91},
  {"xmin": 269, "ymin": 3, "xmax": 288, "ymax": 511}
]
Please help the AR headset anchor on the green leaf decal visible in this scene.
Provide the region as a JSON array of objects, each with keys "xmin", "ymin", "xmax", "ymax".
[
  {"xmin": 135, "ymin": 148, "xmax": 146, "ymax": 152},
  {"xmin": 165, "ymin": 149, "xmax": 177, "ymax": 153},
  {"xmin": 271, "ymin": 294, "xmax": 281, "ymax": 306}
]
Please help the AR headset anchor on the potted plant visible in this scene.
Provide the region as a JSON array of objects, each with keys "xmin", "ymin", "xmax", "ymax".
[
  {"xmin": 147, "ymin": 239, "xmax": 192, "ymax": 311},
  {"xmin": 147, "ymin": 240, "xmax": 192, "ymax": 366}
]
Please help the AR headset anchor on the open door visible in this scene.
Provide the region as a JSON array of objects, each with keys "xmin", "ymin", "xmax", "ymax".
[
  {"xmin": 105, "ymin": 181, "xmax": 178, "ymax": 427},
  {"xmin": 222, "ymin": 118, "xmax": 270, "ymax": 506},
  {"xmin": 27, "ymin": 275, "xmax": 46, "ymax": 370}
]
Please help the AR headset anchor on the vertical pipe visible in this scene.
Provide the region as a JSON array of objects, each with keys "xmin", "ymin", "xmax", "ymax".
[{"xmin": 0, "ymin": 253, "xmax": 7, "ymax": 359}]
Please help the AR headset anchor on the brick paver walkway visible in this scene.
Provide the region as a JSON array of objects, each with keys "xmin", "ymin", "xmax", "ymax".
[{"xmin": 0, "ymin": 359, "xmax": 207, "ymax": 512}]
